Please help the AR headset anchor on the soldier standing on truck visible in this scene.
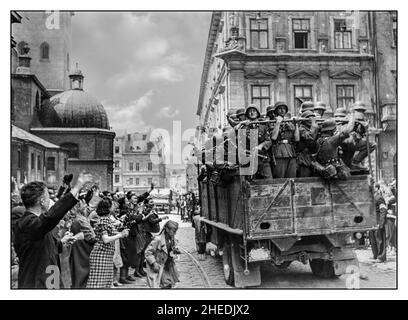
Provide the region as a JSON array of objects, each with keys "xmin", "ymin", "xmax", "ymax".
[
  {"xmin": 270, "ymin": 101, "xmax": 299, "ymax": 178},
  {"xmin": 236, "ymin": 104, "xmax": 273, "ymax": 179},
  {"xmin": 314, "ymin": 101, "xmax": 327, "ymax": 119},
  {"xmin": 296, "ymin": 110, "xmax": 319, "ymax": 177},
  {"xmin": 315, "ymin": 112, "xmax": 356, "ymax": 180}
]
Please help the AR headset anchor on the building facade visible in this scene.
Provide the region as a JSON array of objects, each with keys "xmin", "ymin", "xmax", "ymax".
[
  {"xmin": 166, "ymin": 165, "xmax": 187, "ymax": 195},
  {"xmin": 197, "ymin": 11, "xmax": 397, "ymax": 182},
  {"xmin": 12, "ymin": 11, "xmax": 73, "ymax": 96},
  {"xmin": 113, "ymin": 131, "xmax": 166, "ymax": 193}
]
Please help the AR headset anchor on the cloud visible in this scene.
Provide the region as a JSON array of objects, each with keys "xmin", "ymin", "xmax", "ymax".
[
  {"xmin": 103, "ymin": 90, "xmax": 154, "ymax": 131},
  {"xmin": 158, "ymin": 105, "xmax": 180, "ymax": 118}
]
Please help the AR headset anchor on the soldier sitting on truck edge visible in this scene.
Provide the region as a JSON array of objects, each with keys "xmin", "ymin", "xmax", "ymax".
[
  {"xmin": 270, "ymin": 101, "xmax": 299, "ymax": 178},
  {"xmin": 315, "ymin": 112, "xmax": 356, "ymax": 180},
  {"xmin": 296, "ymin": 110, "xmax": 319, "ymax": 177},
  {"xmin": 236, "ymin": 104, "xmax": 273, "ymax": 179}
]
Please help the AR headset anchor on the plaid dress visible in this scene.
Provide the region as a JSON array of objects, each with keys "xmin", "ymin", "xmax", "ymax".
[{"xmin": 86, "ymin": 217, "xmax": 115, "ymax": 288}]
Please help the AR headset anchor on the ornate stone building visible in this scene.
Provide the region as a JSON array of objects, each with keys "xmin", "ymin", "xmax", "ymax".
[{"xmin": 197, "ymin": 11, "xmax": 397, "ymax": 181}]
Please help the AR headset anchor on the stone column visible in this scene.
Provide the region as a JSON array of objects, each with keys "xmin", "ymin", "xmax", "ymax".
[
  {"xmin": 276, "ymin": 64, "xmax": 288, "ymax": 111},
  {"xmin": 319, "ymin": 64, "xmax": 332, "ymax": 115},
  {"xmin": 228, "ymin": 60, "xmax": 246, "ymax": 109},
  {"xmin": 360, "ymin": 61, "xmax": 373, "ymax": 113}
]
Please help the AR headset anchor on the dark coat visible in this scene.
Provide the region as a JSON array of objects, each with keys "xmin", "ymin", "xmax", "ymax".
[{"xmin": 14, "ymin": 193, "xmax": 78, "ymax": 289}]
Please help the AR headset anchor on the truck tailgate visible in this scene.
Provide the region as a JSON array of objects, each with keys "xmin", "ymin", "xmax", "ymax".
[{"xmin": 247, "ymin": 175, "xmax": 376, "ymax": 239}]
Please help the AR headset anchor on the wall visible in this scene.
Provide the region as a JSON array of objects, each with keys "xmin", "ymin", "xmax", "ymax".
[{"xmin": 12, "ymin": 11, "xmax": 72, "ymax": 93}]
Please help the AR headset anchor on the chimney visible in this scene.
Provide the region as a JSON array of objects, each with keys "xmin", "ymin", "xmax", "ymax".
[{"xmin": 16, "ymin": 43, "xmax": 31, "ymax": 75}]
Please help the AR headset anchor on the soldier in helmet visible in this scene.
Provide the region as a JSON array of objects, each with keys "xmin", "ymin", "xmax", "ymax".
[
  {"xmin": 296, "ymin": 110, "xmax": 319, "ymax": 177},
  {"xmin": 236, "ymin": 104, "xmax": 272, "ymax": 178},
  {"xmin": 340, "ymin": 112, "xmax": 376, "ymax": 171},
  {"xmin": 265, "ymin": 105, "xmax": 276, "ymax": 121},
  {"xmin": 270, "ymin": 101, "xmax": 299, "ymax": 178},
  {"xmin": 299, "ymin": 101, "xmax": 315, "ymax": 116},
  {"xmin": 314, "ymin": 101, "xmax": 327, "ymax": 119},
  {"xmin": 227, "ymin": 108, "xmax": 246, "ymax": 128},
  {"xmin": 315, "ymin": 112, "xmax": 356, "ymax": 180}
]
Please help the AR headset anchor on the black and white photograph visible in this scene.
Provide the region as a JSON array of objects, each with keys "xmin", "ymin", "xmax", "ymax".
[{"xmin": 8, "ymin": 7, "xmax": 399, "ymax": 295}]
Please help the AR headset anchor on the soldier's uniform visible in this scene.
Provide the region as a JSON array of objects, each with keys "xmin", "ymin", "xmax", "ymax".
[
  {"xmin": 341, "ymin": 113, "xmax": 376, "ymax": 170},
  {"xmin": 369, "ymin": 190, "xmax": 388, "ymax": 262},
  {"xmin": 238, "ymin": 105, "xmax": 272, "ymax": 178},
  {"xmin": 316, "ymin": 119, "xmax": 351, "ymax": 180},
  {"xmin": 270, "ymin": 102, "xmax": 297, "ymax": 178},
  {"xmin": 296, "ymin": 110, "xmax": 319, "ymax": 177}
]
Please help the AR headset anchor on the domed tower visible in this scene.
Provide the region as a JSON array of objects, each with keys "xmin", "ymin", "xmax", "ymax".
[{"xmin": 31, "ymin": 65, "xmax": 115, "ymax": 191}]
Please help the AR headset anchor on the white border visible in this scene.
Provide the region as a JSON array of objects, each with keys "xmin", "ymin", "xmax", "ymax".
[{"xmin": 1, "ymin": 0, "xmax": 406, "ymax": 300}]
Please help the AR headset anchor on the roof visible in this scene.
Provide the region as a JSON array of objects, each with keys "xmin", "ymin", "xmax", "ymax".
[
  {"xmin": 41, "ymin": 89, "xmax": 110, "ymax": 129},
  {"xmin": 12, "ymin": 125, "xmax": 61, "ymax": 149},
  {"xmin": 196, "ymin": 12, "xmax": 222, "ymax": 117}
]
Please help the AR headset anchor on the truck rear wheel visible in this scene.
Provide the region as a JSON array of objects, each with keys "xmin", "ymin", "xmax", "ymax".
[
  {"xmin": 309, "ymin": 259, "xmax": 336, "ymax": 278},
  {"xmin": 222, "ymin": 242, "xmax": 235, "ymax": 286}
]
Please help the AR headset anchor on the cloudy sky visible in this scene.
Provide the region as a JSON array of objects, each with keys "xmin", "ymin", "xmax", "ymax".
[{"xmin": 71, "ymin": 12, "xmax": 211, "ymax": 137}]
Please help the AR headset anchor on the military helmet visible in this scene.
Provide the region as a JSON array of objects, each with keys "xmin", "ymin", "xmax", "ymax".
[
  {"xmin": 300, "ymin": 101, "xmax": 315, "ymax": 113},
  {"xmin": 351, "ymin": 101, "xmax": 367, "ymax": 113},
  {"xmin": 300, "ymin": 110, "xmax": 315, "ymax": 119},
  {"xmin": 334, "ymin": 108, "xmax": 348, "ymax": 123},
  {"xmin": 314, "ymin": 101, "xmax": 327, "ymax": 112},
  {"xmin": 320, "ymin": 119, "xmax": 337, "ymax": 132},
  {"xmin": 266, "ymin": 105, "xmax": 275, "ymax": 115},
  {"xmin": 273, "ymin": 101, "xmax": 289, "ymax": 115},
  {"xmin": 245, "ymin": 104, "xmax": 261, "ymax": 119},
  {"xmin": 235, "ymin": 108, "xmax": 246, "ymax": 117}
]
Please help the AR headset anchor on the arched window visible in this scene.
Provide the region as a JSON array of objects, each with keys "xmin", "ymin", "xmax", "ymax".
[
  {"xmin": 17, "ymin": 41, "xmax": 27, "ymax": 55},
  {"xmin": 40, "ymin": 42, "xmax": 50, "ymax": 60},
  {"xmin": 60, "ymin": 143, "xmax": 79, "ymax": 158}
]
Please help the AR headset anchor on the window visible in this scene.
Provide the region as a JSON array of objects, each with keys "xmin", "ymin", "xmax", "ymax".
[
  {"xmin": 115, "ymin": 146, "xmax": 120, "ymax": 154},
  {"xmin": 336, "ymin": 85, "xmax": 355, "ymax": 109},
  {"xmin": 47, "ymin": 157, "xmax": 55, "ymax": 171},
  {"xmin": 60, "ymin": 143, "xmax": 79, "ymax": 158},
  {"xmin": 293, "ymin": 19, "xmax": 310, "ymax": 49},
  {"xmin": 115, "ymin": 175, "xmax": 120, "ymax": 183},
  {"xmin": 40, "ymin": 42, "xmax": 50, "ymax": 60},
  {"xmin": 67, "ymin": 53, "xmax": 70, "ymax": 71},
  {"xmin": 136, "ymin": 163, "xmax": 140, "ymax": 171},
  {"xmin": 129, "ymin": 162, "xmax": 134, "ymax": 171},
  {"xmin": 393, "ymin": 19, "xmax": 397, "ymax": 47},
  {"xmin": 115, "ymin": 160, "xmax": 120, "ymax": 168},
  {"xmin": 250, "ymin": 19, "xmax": 268, "ymax": 49},
  {"xmin": 135, "ymin": 178, "xmax": 140, "ymax": 185},
  {"xmin": 251, "ymin": 85, "xmax": 270, "ymax": 112},
  {"xmin": 37, "ymin": 155, "xmax": 41, "ymax": 171},
  {"xmin": 31, "ymin": 153, "xmax": 35, "ymax": 171},
  {"xmin": 148, "ymin": 178, "xmax": 152, "ymax": 185},
  {"xmin": 142, "ymin": 134, "xmax": 147, "ymax": 140},
  {"xmin": 294, "ymin": 85, "xmax": 313, "ymax": 113},
  {"xmin": 148, "ymin": 162, "xmax": 153, "ymax": 171},
  {"xmin": 127, "ymin": 134, "xmax": 131, "ymax": 142},
  {"xmin": 334, "ymin": 19, "xmax": 352, "ymax": 49},
  {"xmin": 64, "ymin": 158, "xmax": 67, "ymax": 171},
  {"xmin": 128, "ymin": 178, "xmax": 133, "ymax": 186}
]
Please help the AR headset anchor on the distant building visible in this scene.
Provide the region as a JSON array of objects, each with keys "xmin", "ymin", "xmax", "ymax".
[
  {"xmin": 166, "ymin": 165, "xmax": 187, "ymax": 195},
  {"xmin": 197, "ymin": 11, "xmax": 397, "ymax": 182},
  {"xmin": 186, "ymin": 161, "xmax": 198, "ymax": 193},
  {"xmin": 113, "ymin": 131, "xmax": 166, "ymax": 193},
  {"xmin": 12, "ymin": 11, "xmax": 74, "ymax": 96}
]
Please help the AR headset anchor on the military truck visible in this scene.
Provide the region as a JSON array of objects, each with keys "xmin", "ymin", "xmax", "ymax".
[{"xmin": 198, "ymin": 171, "xmax": 377, "ymax": 287}]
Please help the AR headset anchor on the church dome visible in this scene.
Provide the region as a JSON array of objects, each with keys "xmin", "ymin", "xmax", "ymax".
[{"xmin": 40, "ymin": 65, "xmax": 110, "ymax": 129}]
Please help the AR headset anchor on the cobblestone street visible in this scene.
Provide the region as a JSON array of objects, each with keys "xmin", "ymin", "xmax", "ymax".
[{"xmin": 122, "ymin": 214, "xmax": 396, "ymax": 289}]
